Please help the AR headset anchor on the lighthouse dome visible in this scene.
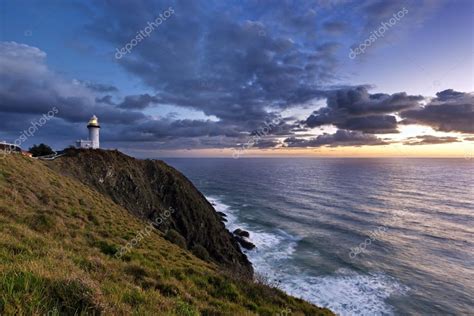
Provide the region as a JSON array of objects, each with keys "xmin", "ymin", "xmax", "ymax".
[{"xmin": 87, "ymin": 115, "xmax": 100, "ymax": 128}]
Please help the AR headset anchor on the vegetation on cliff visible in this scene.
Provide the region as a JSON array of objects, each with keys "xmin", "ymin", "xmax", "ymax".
[{"xmin": 0, "ymin": 154, "xmax": 333, "ymax": 315}]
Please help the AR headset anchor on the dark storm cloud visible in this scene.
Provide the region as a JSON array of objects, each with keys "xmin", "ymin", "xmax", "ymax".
[
  {"xmin": 81, "ymin": 0, "xmax": 440, "ymax": 143},
  {"xmin": 109, "ymin": 119, "xmax": 242, "ymax": 143},
  {"xmin": 107, "ymin": 135, "xmax": 243, "ymax": 152},
  {"xmin": 284, "ymin": 130, "xmax": 388, "ymax": 148},
  {"xmin": 326, "ymin": 86, "xmax": 423, "ymax": 115},
  {"xmin": 323, "ymin": 21, "xmax": 347, "ymax": 34},
  {"xmin": 400, "ymin": 90, "xmax": 474, "ymax": 133},
  {"xmin": 304, "ymin": 86, "xmax": 423, "ymax": 133},
  {"xmin": 248, "ymin": 118, "xmax": 297, "ymax": 137},
  {"xmin": 85, "ymin": 0, "xmax": 337, "ymax": 124},
  {"xmin": 253, "ymin": 139, "xmax": 281, "ymax": 149},
  {"xmin": 96, "ymin": 95, "xmax": 115, "ymax": 105},
  {"xmin": 403, "ymin": 135, "xmax": 460, "ymax": 146},
  {"xmin": 341, "ymin": 115, "xmax": 398, "ymax": 133},
  {"xmin": 435, "ymin": 89, "xmax": 466, "ymax": 101},
  {"xmin": 83, "ymin": 82, "xmax": 118, "ymax": 93},
  {"xmin": 118, "ymin": 94, "xmax": 160, "ymax": 109}
]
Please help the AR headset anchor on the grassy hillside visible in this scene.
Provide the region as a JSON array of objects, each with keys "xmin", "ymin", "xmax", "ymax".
[{"xmin": 0, "ymin": 155, "xmax": 334, "ymax": 315}]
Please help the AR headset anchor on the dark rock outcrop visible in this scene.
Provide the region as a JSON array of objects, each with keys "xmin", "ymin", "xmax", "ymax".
[
  {"xmin": 47, "ymin": 148, "xmax": 253, "ymax": 276},
  {"xmin": 234, "ymin": 236, "xmax": 256, "ymax": 250},
  {"xmin": 233, "ymin": 228, "xmax": 250, "ymax": 238},
  {"xmin": 216, "ymin": 212, "xmax": 227, "ymax": 222}
]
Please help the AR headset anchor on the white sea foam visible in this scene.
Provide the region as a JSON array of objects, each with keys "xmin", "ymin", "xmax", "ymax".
[
  {"xmin": 277, "ymin": 270, "xmax": 407, "ymax": 316},
  {"xmin": 209, "ymin": 197, "xmax": 239, "ymax": 230},
  {"xmin": 208, "ymin": 196, "xmax": 298, "ymax": 260},
  {"xmin": 207, "ymin": 195, "xmax": 407, "ymax": 316}
]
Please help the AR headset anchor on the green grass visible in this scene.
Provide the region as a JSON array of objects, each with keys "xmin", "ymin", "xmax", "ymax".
[
  {"xmin": 0, "ymin": 271, "xmax": 100, "ymax": 315},
  {"xmin": 0, "ymin": 155, "xmax": 334, "ymax": 315}
]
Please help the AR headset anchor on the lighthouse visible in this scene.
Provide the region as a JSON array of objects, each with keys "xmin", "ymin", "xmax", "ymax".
[
  {"xmin": 76, "ymin": 115, "xmax": 100, "ymax": 149},
  {"xmin": 87, "ymin": 115, "xmax": 100, "ymax": 149}
]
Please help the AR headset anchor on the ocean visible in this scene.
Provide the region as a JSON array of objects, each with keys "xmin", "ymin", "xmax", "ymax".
[{"xmin": 164, "ymin": 158, "xmax": 474, "ymax": 316}]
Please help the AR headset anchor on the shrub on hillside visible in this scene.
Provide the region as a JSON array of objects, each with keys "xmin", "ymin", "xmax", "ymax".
[
  {"xmin": 124, "ymin": 263, "xmax": 149, "ymax": 281},
  {"xmin": 191, "ymin": 244, "xmax": 210, "ymax": 261},
  {"xmin": 164, "ymin": 229, "xmax": 187, "ymax": 249},
  {"xmin": 29, "ymin": 144, "xmax": 54, "ymax": 157},
  {"xmin": 94, "ymin": 240, "xmax": 118, "ymax": 256},
  {"xmin": 29, "ymin": 213, "xmax": 55, "ymax": 232}
]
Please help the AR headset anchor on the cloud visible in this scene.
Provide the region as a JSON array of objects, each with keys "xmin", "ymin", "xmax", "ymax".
[
  {"xmin": 323, "ymin": 21, "xmax": 347, "ymax": 34},
  {"xmin": 243, "ymin": 138, "xmax": 281, "ymax": 149},
  {"xmin": 400, "ymin": 90, "xmax": 474, "ymax": 133},
  {"xmin": 304, "ymin": 86, "xmax": 423, "ymax": 133},
  {"xmin": 96, "ymin": 95, "xmax": 115, "ymax": 105},
  {"xmin": 403, "ymin": 135, "xmax": 460, "ymax": 146},
  {"xmin": 254, "ymin": 139, "xmax": 281, "ymax": 149},
  {"xmin": 118, "ymin": 94, "xmax": 160, "ymax": 109},
  {"xmin": 284, "ymin": 130, "xmax": 388, "ymax": 148},
  {"xmin": 110, "ymin": 118, "xmax": 242, "ymax": 142},
  {"xmin": 0, "ymin": 42, "xmax": 145, "ymax": 125},
  {"xmin": 340, "ymin": 115, "xmax": 399, "ymax": 133},
  {"xmin": 435, "ymin": 89, "xmax": 466, "ymax": 101},
  {"xmin": 82, "ymin": 82, "xmax": 118, "ymax": 93},
  {"xmin": 85, "ymin": 0, "xmax": 338, "ymax": 125}
]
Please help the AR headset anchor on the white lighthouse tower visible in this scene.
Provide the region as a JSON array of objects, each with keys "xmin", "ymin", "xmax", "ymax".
[{"xmin": 87, "ymin": 115, "xmax": 100, "ymax": 149}]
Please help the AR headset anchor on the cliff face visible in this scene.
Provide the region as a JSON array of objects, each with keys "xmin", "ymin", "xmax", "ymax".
[{"xmin": 47, "ymin": 149, "xmax": 252, "ymax": 275}]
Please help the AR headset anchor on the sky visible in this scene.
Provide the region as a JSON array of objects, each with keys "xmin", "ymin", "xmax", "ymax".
[{"xmin": 0, "ymin": 0, "xmax": 473, "ymax": 158}]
